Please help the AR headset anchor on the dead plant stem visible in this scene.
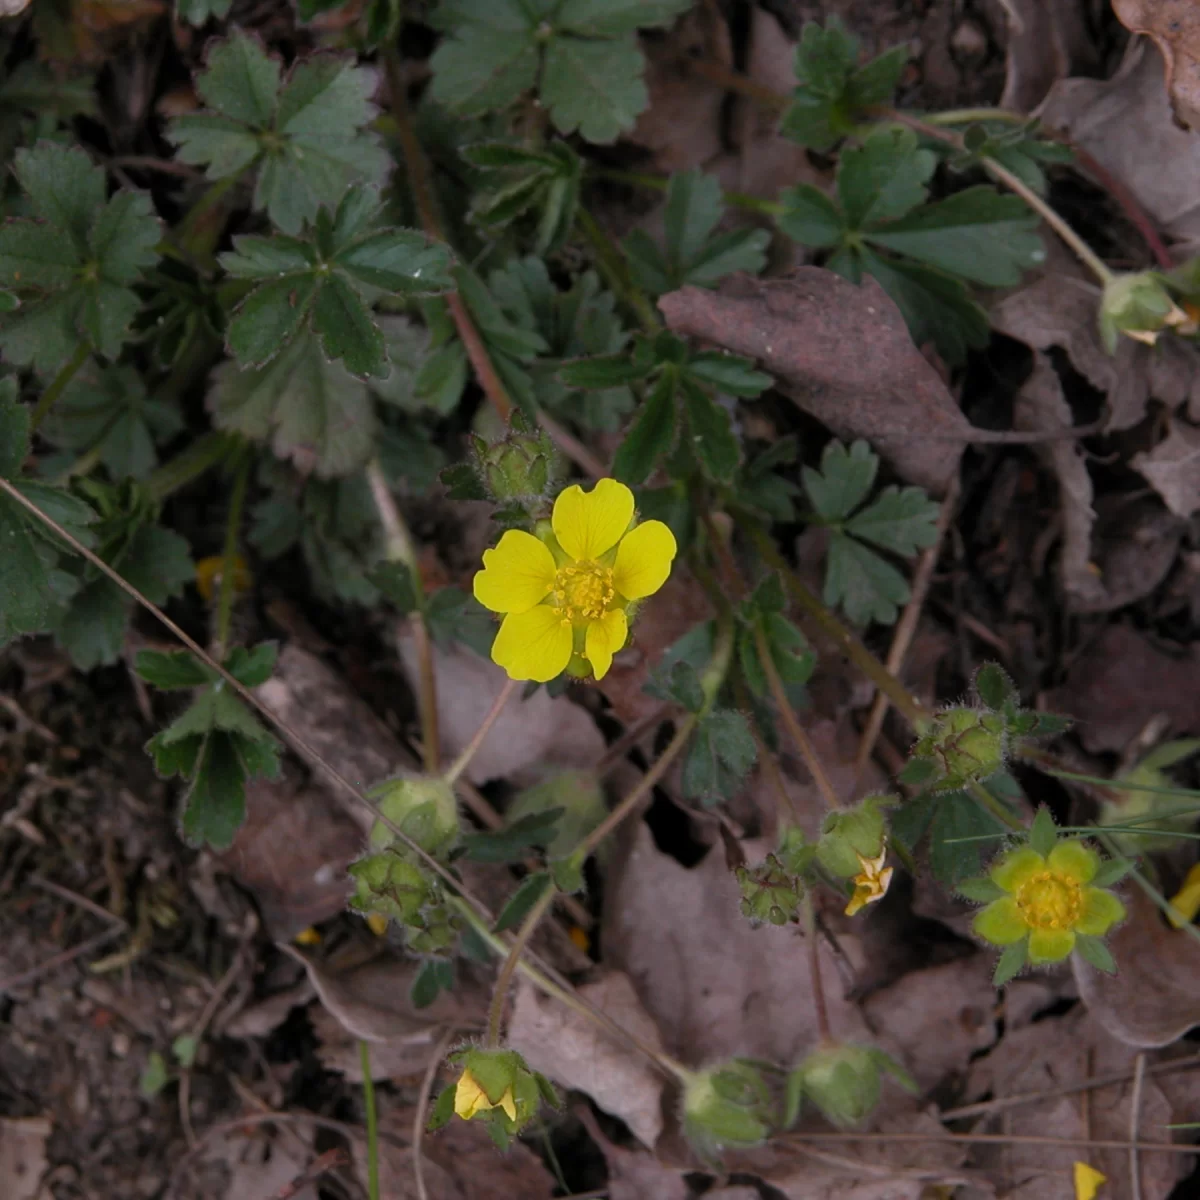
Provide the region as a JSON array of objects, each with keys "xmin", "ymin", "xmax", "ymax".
[
  {"xmin": 804, "ymin": 893, "xmax": 833, "ymax": 1043},
  {"xmin": 444, "ymin": 676, "xmax": 518, "ymax": 785},
  {"xmin": 485, "ymin": 882, "xmax": 556, "ymax": 1046}
]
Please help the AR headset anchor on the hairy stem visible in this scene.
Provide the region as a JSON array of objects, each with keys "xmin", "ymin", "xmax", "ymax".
[
  {"xmin": 213, "ymin": 449, "xmax": 250, "ymax": 660},
  {"xmin": 967, "ymin": 779, "xmax": 1023, "ymax": 832},
  {"xmin": 146, "ymin": 432, "xmax": 238, "ymax": 502},
  {"xmin": 444, "ymin": 676, "xmax": 518, "ymax": 786},
  {"xmin": 485, "ymin": 882, "xmax": 556, "ymax": 1047},
  {"xmin": 804, "ymin": 893, "xmax": 833, "ymax": 1043},
  {"xmin": 575, "ymin": 206, "xmax": 661, "ymax": 333},
  {"xmin": 29, "ymin": 342, "xmax": 90, "ymax": 433},
  {"xmin": 359, "ymin": 1041, "xmax": 380, "ymax": 1200},
  {"xmin": 365, "ymin": 457, "xmax": 440, "ymax": 773}
]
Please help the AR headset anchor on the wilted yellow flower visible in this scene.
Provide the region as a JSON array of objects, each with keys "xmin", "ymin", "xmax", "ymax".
[
  {"xmin": 195, "ymin": 553, "xmax": 252, "ymax": 602},
  {"xmin": 473, "ymin": 478, "xmax": 676, "ymax": 682},
  {"xmin": 1073, "ymin": 1161, "xmax": 1106, "ymax": 1200},
  {"xmin": 1167, "ymin": 861, "xmax": 1200, "ymax": 929},
  {"xmin": 453, "ymin": 1068, "xmax": 517, "ymax": 1122},
  {"xmin": 845, "ymin": 846, "xmax": 893, "ymax": 916}
]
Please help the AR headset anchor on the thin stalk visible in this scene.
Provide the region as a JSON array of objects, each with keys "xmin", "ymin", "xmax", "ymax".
[
  {"xmin": 744, "ymin": 519, "xmax": 928, "ymax": 729},
  {"xmin": 0, "ymin": 476, "xmax": 499, "ymax": 923},
  {"xmin": 803, "ymin": 893, "xmax": 832, "ymax": 1043},
  {"xmin": 575, "ymin": 206, "xmax": 660, "ymax": 334},
  {"xmin": 687, "ymin": 57, "xmax": 788, "ymax": 112},
  {"xmin": 212, "ymin": 449, "xmax": 250, "ymax": 660},
  {"xmin": 967, "ymin": 779, "xmax": 1024, "ymax": 832},
  {"xmin": 444, "ymin": 676, "xmax": 518, "ymax": 786},
  {"xmin": 924, "ymin": 107, "xmax": 1026, "ymax": 126},
  {"xmin": 783, "ymin": 1130, "xmax": 1198, "ymax": 1155},
  {"xmin": 29, "ymin": 342, "xmax": 90, "ymax": 433},
  {"xmin": 365, "ymin": 458, "xmax": 440, "ymax": 773},
  {"xmin": 754, "ymin": 621, "xmax": 841, "ymax": 810},
  {"xmin": 145, "ymin": 432, "xmax": 237, "ymax": 502},
  {"xmin": 485, "ymin": 882, "xmax": 556, "ymax": 1047},
  {"xmin": 359, "ymin": 1041, "xmax": 380, "ymax": 1200}
]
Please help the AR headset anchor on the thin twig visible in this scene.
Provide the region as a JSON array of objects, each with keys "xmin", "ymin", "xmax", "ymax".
[
  {"xmin": 443, "ymin": 677, "xmax": 518, "ymax": 785},
  {"xmin": 29, "ymin": 875, "xmax": 117, "ymax": 922},
  {"xmin": 1130, "ymin": 1052, "xmax": 1147, "ymax": 1200},
  {"xmin": 0, "ymin": 924, "xmax": 127, "ymax": 994},
  {"xmin": 413, "ymin": 1027, "xmax": 457, "ymax": 1200},
  {"xmin": 855, "ymin": 478, "xmax": 958, "ymax": 776},
  {"xmin": 360, "ymin": 1042, "xmax": 380, "ymax": 1200},
  {"xmin": 804, "ymin": 894, "xmax": 833, "ymax": 1043},
  {"xmin": 485, "ymin": 883, "xmax": 557, "ymax": 1046},
  {"xmin": 783, "ymin": 1130, "xmax": 1194, "ymax": 1154}
]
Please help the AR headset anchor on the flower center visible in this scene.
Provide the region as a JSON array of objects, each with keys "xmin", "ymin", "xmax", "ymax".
[
  {"xmin": 1015, "ymin": 871, "xmax": 1082, "ymax": 930},
  {"xmin": 553, "ymin": 561, "xmax": 614, "ymax": 622}
]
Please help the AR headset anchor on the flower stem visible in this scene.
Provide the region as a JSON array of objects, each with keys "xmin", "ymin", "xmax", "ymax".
[
  {"xmin": 575, "ymin": 206, "xmax": 661, "ymax": 334},
  {"xmin": 359, "ymin": 1041, "xmax": 380, "ymax": 1200},
  {"xmin": 754, "ymin": 620, "xmax": 841, "ymax": 810},
  {"xmin": 803, "ymin": 893, "xmax": 833, "ymax": 1043},
  {"xmin": 365, "ymin": 458, "xmax": 440, "ymax": 773},
  {"xmin": 29, "ymin": 342, "xmax": 90, "ymax": 433},
  {"xmin": 213, "ymin": 447, "xmax": 250, "ymax": 660},
  {"xmin": 444, "ymin": 677, "xmax": 518, "ymax": 786},
  {"xmin": 923, "ymin": 107, "xmax": 1026, "ymax": 126},
  {"xmin": 146, "ymin": 432, "xmax": 238, "ymax": 502},
  {"xmin": 484, "ymin": 881, "xmax": 556, "ymax": 1047}
]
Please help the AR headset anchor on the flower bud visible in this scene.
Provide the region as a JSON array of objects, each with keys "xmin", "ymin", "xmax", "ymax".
[
  {"xmin": 682, "ymin": 1062, "xmax": 773, "ymax": 1152},
  {"xmin": 736, "ymin": 855, "xmax": 804, "ymax": 926},
  {"xmin": 1099, "ymin": 270, "xmax": 1188, "ymax": 351},
  {"xmin": 787, "ymin": 1043, "xmax": 915, "ymax": 1129},
  {"xmin": 430, "ymin": 1047, "xmax": 558, "ymax": 1146},
  {"xmin": 473, "ymin": 420, "xmax": 557, "ymax": 504},
  {"xmin": 369, "ymin": 775, "xmax": 460, "ymax": 857},
  {"xmin": 347, "ymin": 852, "xmax": 429, "ymax": 925},
  {"xmin": 913, "ymin": 707, "xmax": 1006, "ymax": 792},
  {"xmin": 816, "ymin": 795, "xmax": 891, "ymax": 878},
  {"xmin": 1099, "ymin": 739, "xmax": 1200, "ymax": 853}
]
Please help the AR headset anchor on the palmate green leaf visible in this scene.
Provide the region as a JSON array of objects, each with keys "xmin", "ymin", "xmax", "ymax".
[
  {"xmin": 680, "ymin": 376, "xmax": 739, "ymax": 483},
  {"xmin": 845, "ymin": 486, "xmax": 939, "ymax": 556},
  {"xmin": 929, "ymin": 790, "xmax": 1006, "ymax": 886},
  {"xmin": 777, "ymin": 185, "xmax": 844, "ymax": 248},
  {"xmin": 802, "ymin": 439, "xmax": 878, "ymax": 521},
  {"xmin": 0, "ymin": 377, "xmax": 29, "ymax": 476},
  {"xmin": 136, "ymin": 649, "xmax": 215, "ymax": 690},
  {"xmin": 682, "ymin": 708, "xmax": 757, "ymax": 804},
  {"xmin": 494, "ymin": 872, "xmax": 553, "ymax": 933},
  {"xmin": 838, "ymin": 128, "xmax": 935, "ymax": 228},
  {"xmin": 0, "ymin": 501, "xmax": 54, "ymax": 643},
  {"xmin": 626, "ymin": 170, "xmax": 769, "ymax": 294},
  {"xmin": 685, "ymin": 352, "xmax": 771, "ymax": 397},
  {"xmin": 171, "ymin": 32, "xmax": 389, "ymax": 235},
  {"xmin": 865, "ymin": 186, "xmax": 1044, "ymax": 287},
  {"xmin": 462, "ymin": 808, "xmax": 566, "ymax": 863},
  {"xmin": 428, "ymin": 0, "xmax": 689, "ymax": 144},
  {"xmin": 0, "ymin": 143, "xmax": 161, "ymax": 368},
  {"xmin": 613, "ymin": 370, "xmax": 677, "ymax": 485},
  {"xmin": 824, "ymin": 532, "xmax": 909, "ymax": 626},
  {"xmin": 177, "ymin": 0, "xmax": 234, "ymax": 24}
]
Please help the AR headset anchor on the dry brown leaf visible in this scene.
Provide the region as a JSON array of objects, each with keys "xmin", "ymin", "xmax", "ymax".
[
  {"xmin": 214, "ymin": 769, "xmax": 364, "ymax": 940},
  {"xmin": 965, "ymin": 1005, "xmax": 1188, "ymax": 1198},
  {"xmin": 1132, "ymin": 420, "xmax": 1200, "ymax": 517},
  {"xmin": 602, "ymin": 823, "xmax": 867, "ymax": 1065},
  {"xmin": 395, "ymin": 631, "xmax": 604, "ymax": 785},
  {"xmin": 1113, "ymin": 0, "xmax": 1200, "ymax": 128},
  {"xmin": 658, "ymin": 271, "xmax": 972, "ymax": 493},
  {"xmin": 1014, "ymin": 354, "xmax": 1108, "ymax": 611},
  {"xmin": 1089, "ymin": 498, "xmax": 1186, "ymax": 613},
  {"xmin": 1040, "ymin": 40, "xmax": 1200, "ymax": 245},
  {"xmin": 1046, "ymin": 624, "xmax": 1200, "ymax": 753},
  {"xmin": 507, "ymin": 972, "xmax": 666, "ymax": 1148},
  {"xmin": 997, "ymin": 0, "xmax": 1097, "ymax": 111},
  {"xmin": 575, "ymin": 1104, "xmax": 691, "ymax": 1200},
  {"xmin": 1074, "ymin": 887, "xmax": 1200, "ymax": 1048},
  {"xmin": 0, "ymin": 1117, "xmax": 50, "ymax": 1200}
]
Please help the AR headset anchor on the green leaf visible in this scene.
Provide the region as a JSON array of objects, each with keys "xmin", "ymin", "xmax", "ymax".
[
  {"xmin": 136, "ymin": 650, "xmax": 214, "ymax": 690},
  {"xmin": 14, "ymin": 141, "xmax": 104, "ymax": 251},
  {"xmin": 1074, "ymin": 933, "xmax": 1117, "ymax": 974},
  {"xmin": 410, "ymin": 958, "xmax": 455, "ymax": 1010},
  {"xmin": 682, "ymin": 709, "xmax": 757, "ymax": 803},
  {"xmin": 208, "ymin": 334, "xmax": 376, "ymax": 479},
  {"xmin": 224, "ymin": 642, "xmax": 279, "ymax": 688},
  {"xmin": 896, "ymin": 757, "xmax": 937, "ymax": 788},
  {"xmin": 555, "ymin": 0, "xmax": 690, "ymax": 37},
  {"xmin": 171, "ymin": 1035, "xmax": 198, "ymax": 1068},
  {"xmin": 824, "ymin": 532, "xmax": 909, "ymax": 626},
  {"xmin": 865, "ymin": 186, "xmax": 1044, "ymax": 287},
  {"xmin": 1028, "ymin": 806, "xmax": 1057, "ymax": 857},
  {"xmin": 0, "ymin": 500, "xmax": 55, "ymax": 642},
  {"xmin": 53, "ymin": 577, "xmax": 128, "ymax": 670},
  {"xmin": 225, "ymin": 276, "xmax": 319, "ymax": 368},
  {"xmin": 180, "ymin": 733, "xmax": 248, "ymax": 849},
  {"xmin": 558, "ymin": 353, "xmax": 649, "ymax": 389},
  {"xmin": 427, "ymin": 1085, "xmax": 457, "ymax": 1132},
  {"xmin": 957, "ymin": 875, "xmax": 1007, "ymax": 903},
  {"xmin": 371, "ymin": 561, "xmax": 419, "ymax": 613},
  {"xmin": 0, "ymin": 381, "xmax": 30, "ymax": 477},
  {"xmin": 685, "ymin": 352, "xmax": 771, "ymax": 397},
  {"xmin": 680, "ymin": 377, "xmax": 739, "ymax": 482},
  {"xmin": 776, "ymin": 185, "xmax": 845, "ymax": 249},
  {"xmin": 974, "ymin": 663, "xmax": 1016, "ymax": 712},
  {"xmin": 462, "ymin": 808, "xmax": 565, "ymax": 864},
  {"xmin": 195, "ymin": 28, "xmax": 279, "ymax": 125},
  {"xmin": 1090, "ymin": 858, "xmax": 1134, "ymax": 888},
  {"xmin": 992, "ymin": 938, "xmax": 1028, "ymax": 986},
  {"xmin": 844, "ymin": 486, "xmax": 939, "ymax": 556},
  {"xmin": 930, "ymin": 791, "xmax": 1006, "ymax": 886},
  {"xmin": 644, "ymin": 658, "xmax": 706, "ymax": 713},
  {"xmin": 177, "ymin": 0, "xmax": 234, "ymax": 23},
  {"xmin": 494, "ymin": 872, "xmax": 553, "ymax": 933},
  {"xmin": 312, "ymin": 274, "xmax": 387, "ymax": 378},
  {"xmin": 541, "ymin": 35, "xmax": 647, "ymax": 145},
  {"xmin": 139, "ymin": 1052, "xmax": 169, "ymax": 1098},
  {"xmin": 838, "ymin": 128, "xmax": 934, "ymax": 229},
  {"xmin": 802, "ymin": 439, "xmax": 878, "ymax": 521},
  {"xmin": 613, "ymin": 371, "xmax": 677, "ymax": 485},
  {"xmin": 335, "ymin": 229, "xmax": 455, "ymax": 295}
]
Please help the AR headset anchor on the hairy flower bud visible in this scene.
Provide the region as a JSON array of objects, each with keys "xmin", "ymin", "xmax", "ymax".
[
  {"xmin": 369, "ymin": 775, "xmax": 460, "ymax": 857},
  {"xmin": 472, "ymin": 419, "xmax": 557, "ymax": 504},
  {"xmin": 348, "ymin": 852, "xmax": 429, "ymax": 925},
  {"xmin": 430, "ymin": 1047, "xmax": 558, "ymax": 1147},
  {"xmin": 787, "ymin": 1043, "xmax": 915, "ymax": 1129},
  {"xmin": 913, "ymin": 706, "xmax": 1006, "ymax": 792},
  {"xmin": 682, "ymin": 1061, "xmax": 773, "ymax": 1152},
  {"xmin": 736, "ymin": 855, "xmax": 804, "ymax": 926},
  {"xmin": 1099, "ymin": 270, "xmax": 1189, "ymax": 351},
  {"xmin": 816, "ymin": 795, "xmax": 891, "ymax": 878}
]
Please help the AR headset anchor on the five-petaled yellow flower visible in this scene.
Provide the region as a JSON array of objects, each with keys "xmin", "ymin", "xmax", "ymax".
[
  {"xmin": 845, "ymin": 846, "xmax": 893, "ymax": 916},
  {"xmin": 473, "ymin": 478, "xmax": 677, "ymax": 683},
  {"xmin": 973, "ymin": 841, "xmax": 1125, "ymax": 963},
  {"xmin": 454, "ymin": 1068, "xmax": 517, "ymax": 1122}
]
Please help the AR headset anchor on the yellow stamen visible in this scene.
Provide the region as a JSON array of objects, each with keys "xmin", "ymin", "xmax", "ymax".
[
  {"xmin": 1016, "ymin": 871, "xmax": 1082, "ymax": 930},
  {"xmin": 552, "ymin": 561, "xmax": 615, "ymax": 623}
]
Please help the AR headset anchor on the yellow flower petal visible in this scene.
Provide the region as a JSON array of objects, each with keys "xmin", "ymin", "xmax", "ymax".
[
  {"xmin": 973, "ymin": 896, "xmax": 1027, "ymax": 945},
  {"xmin": 1077, "ymin": 887, "xmax": 1125, "ymax": 936},
  {"xmin": 1074, "ymin": 1161, "xmax": 1106, "ymax": 1200},
  {"xmin": 454, "ymin": 1070, "xmax": 489, "ymax": 1120},
  {"xmin": 1046, "ymin": 839, "xmax": 1098, "ymax": 884},
  {"xmin": 612, "ymin": 519, "xmax": 677, "ymax": 600},
  {"xmin": 552, "ymin": 479, "xmax": 634, "ymax": 562},
  {"xmin": 845, "ymin": 883, "xmax": 872, "ymax": 917},
  {"xmin": 584, "ymin": 607, "xmax": 628, "ymax": 681},
  {"xmin": 498, "ymin": 1085, "xmax": 518, "ymax": 1122},
  {"xmin": 990, "ymin": 846, "xmax": 1045, "ymax": 894},
  {"xmin": 1028, "ymin": 927, "xmax": 1075, "ymax": 963},
  {"xmin": 474, "ymin": 530, "xmax": 557, "ymax": 614},
  {"xmin": 491, "ymin": 605, "xmax": 573, "ymax": 683},
  {"xmin": 1168, "ymin": 861, "xmax": 1200, "ymax": 928}
]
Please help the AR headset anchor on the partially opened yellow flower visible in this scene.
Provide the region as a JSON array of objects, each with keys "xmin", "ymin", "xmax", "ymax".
[
  {"xmin": 473, "ymin": 478, "xmax": 677, "ymax": 683},
  {"xmin": 453, "ymin": 1068, "xmax": 517, "ymax": 1122},
  {"xmin": 845, "ymin": 846, "xmax": 893, "ymax": 916},
  {"xmin": 1073, "ymin": 1161, "xmax": 1106, "ymax": 1200}
]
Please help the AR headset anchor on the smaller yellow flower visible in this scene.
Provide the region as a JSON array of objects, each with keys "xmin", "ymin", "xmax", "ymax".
[
  {"xmin": 473, "ymin": 478, "xmax": 677, "ymax": 683},
  {"xmin": 1167, "ymin": 861, "xmax": 1200, "ymax": 929},
  {"xmin": 973, "ymin": 841, "xmax": 1125, "ymax": 963},
  {"xmin": 195, "ymin": 553, "xmax": 252, "ymax": 603},
  {"xmin": 453, "ymin": 1068, "xmax": 517, "ymax": 1122},
  {"xmin": 1074, "ymin": 1161, "xmax": 1106, "ymax": 1200},
  {"xmin": 844, "ymin": 846, "xmax": 893, "ymax": 916}
]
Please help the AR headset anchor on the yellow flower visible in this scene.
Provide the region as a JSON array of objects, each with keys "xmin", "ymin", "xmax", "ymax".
[
  {"xmin": 1167, "ymin": 861, "xmax": 1200, "ymax": 929},
  {"xmin": 973, "ymin": 841, "xmax": 1125, "ymax": 964},
  {"xmin": 194, "ymin": 553, "xmax": 252, "ymax": 603},
  {"xmin": 473, "ymin": 478, "xmax": 676, "ymax": 683},
  {"xmin": 1074, "ymin": 1161, "xmax": 1106, "ymax": 1200},
  {"xmin": 844, "ymin": 846, "xmax": 893, "ymax": 916},
  {"xmin": 453, "ymin": 1068, "xmax": 517, "ymax": 1122}
]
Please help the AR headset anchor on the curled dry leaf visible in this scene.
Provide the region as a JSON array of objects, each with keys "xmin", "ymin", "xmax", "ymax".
[
  {"xmin": 1073, "ymin": 887, "xmax": 1200, "ymax": 1048},
  {"xmin": 966, "ymin": 1005, "xmax": 1187, "ymax": 1198},
  {"xmin": 1113, "ymin": 0, "xmax": 1200, "ymax": 129},
  {"xmin": 508, "ymin": 972, "xmax": 667, "ymax": 1148},
  {"xmin": 1046, "ymin": 624, "xmax": 1200, "ymax": 753},
  {"xmin": 602, "ymin": 823, "xmax": 867, "ymax": 1065},
  {"xmin": 1132, "ymin": 420, "xmax": 1200, "ymax": 517},
  {"xmin": 395, "ymin": 631, "xmax": 605, "ymax": 785},
  {"xmin": 1040, "ymin": 40, "xmax": 1200, "ymax": 245},
  {"xmin": 659, "ymin": 271, "xmax": 972, "ymax": 493}
]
